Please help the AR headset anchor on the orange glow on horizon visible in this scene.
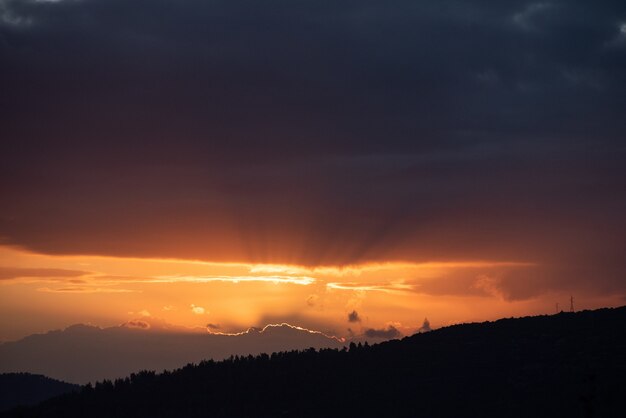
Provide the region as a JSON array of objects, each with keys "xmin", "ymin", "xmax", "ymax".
[{"xmin": 0, "ymin": 245, "xmax": 622, "ymax": 343}]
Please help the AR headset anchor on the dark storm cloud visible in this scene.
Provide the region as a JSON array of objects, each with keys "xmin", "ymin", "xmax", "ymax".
[{"xmin": 1, "ymin": 1, "xmax": 625, "ymax": 296}]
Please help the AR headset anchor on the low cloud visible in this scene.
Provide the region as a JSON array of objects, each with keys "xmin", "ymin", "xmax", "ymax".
[
  {"xmin": 206, "ymin": 323, "xmax": 221, "ymax": 330},
  {"xmin": 418, "ymin": 318, "xmax": 431, "ymax": 333},
  {"xmin": 472, "ymin": 275, "xmax": 505, "ymax": 299},
  {"xmin": 347, "ymin": 310, "xmax": 361, "ymax": 323},
  {"xmin": 121, "ymin": 320, "xmax": 150, "ymax": 330},
  {"xmin": 364, "ymin": 325, "xmax": 402, "ymax": 339}
]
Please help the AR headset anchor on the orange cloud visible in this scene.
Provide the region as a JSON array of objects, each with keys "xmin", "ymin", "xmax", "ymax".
[
  {"xmin": 0, "ymin": 267, "xmax": 89, "ymax": 281},
  {"xmin": 190, "ymin": 304, "xmax": 206, "ymax": 315},
  {"xmin": 36, "ymin": 287, "xmax": 137, "ymax": 294}
]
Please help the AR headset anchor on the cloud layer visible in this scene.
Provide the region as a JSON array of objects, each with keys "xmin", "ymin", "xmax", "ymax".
[{"xmin": 0, "ymin": 0, "xmax": 625, "ymax": 301}]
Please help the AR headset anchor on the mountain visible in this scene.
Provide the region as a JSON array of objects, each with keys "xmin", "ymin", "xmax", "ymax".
[
  {"xmin": 2, "ymin": 307, "xmax": 625, "ymax": 418},
  {"xmin": 0, "ymin": 373, "xmax": 78, "ymax": 412},
  {"xmin": 0, "ymin": 321, "xmax": 343, "ymax": 384}
]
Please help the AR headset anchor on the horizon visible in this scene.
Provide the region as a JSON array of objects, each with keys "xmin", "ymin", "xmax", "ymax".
[
  {"xmin": 2, "ymin": 305, "xmax": 625, "ymax": 417},
  {"xmin": 1, "ymin": 280, "xmax": 621, "ymax": 345},
  {"xmin": 5, "ymin": 303, "xmax": 619, "ymax": 341},
  {"xmin": 1, "ymin": 305, "xmax": 622, "ymax": 387},
  {"xmin": 2, "ymin": 244, "xmax": 623, "ymax": 342}
]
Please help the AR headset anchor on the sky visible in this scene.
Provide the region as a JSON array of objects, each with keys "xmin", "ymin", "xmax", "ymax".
[{"xmin": 1, "ymin": 0, "xmax": 625, "ymax": 342}]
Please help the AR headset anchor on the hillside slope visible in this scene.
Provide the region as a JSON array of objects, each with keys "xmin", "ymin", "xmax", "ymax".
[
  {"xmin": 0, "ymin": 374, "xmax": 78, "ymax": 412},
  {"xmin": 4, "ymin": 307, "xmax": 625, "ymax": 418}
]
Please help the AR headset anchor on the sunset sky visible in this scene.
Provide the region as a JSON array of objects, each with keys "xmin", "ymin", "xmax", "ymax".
[{"xmin": 1, "ymin": 0, "xmax": 625, "ymax": 343}]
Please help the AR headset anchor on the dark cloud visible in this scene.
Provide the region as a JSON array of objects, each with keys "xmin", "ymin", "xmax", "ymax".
[
  {"xmin": 409, "ymin": 262, "xmax": 626, "ymax": 302},
  {"xmin": 418, "ymin": 318, "xmax": 431, "ymax": 333},
  {"xmin": 0, "ymin": 0, "xmax": 625, "ymax": 299},
  {"xmin": 206, "ymin": 323, "xmax": 221, "ymax": 330},
  {"xmin": 347, "ymin": 310, "xmax": 361, "ymax": 323},
  {"xmin": 364, "ymin": 325, "xmax": 402, "ymax": 339},
  {"xmin": 0, "ymin": 267, "xmax": 88, "ymax": 280}
]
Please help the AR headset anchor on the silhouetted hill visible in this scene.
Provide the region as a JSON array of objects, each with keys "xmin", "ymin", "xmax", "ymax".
[
  {"xmin": 0, "ymin": 322, "xmax": 343, "ymax": 384},
  {"xmin": 3, "ymin": 307, "xmax": 625, "ymax": 418},
  {"xmin": 0, "ymin": 374, "xmax": 78, "ymax": 412}
]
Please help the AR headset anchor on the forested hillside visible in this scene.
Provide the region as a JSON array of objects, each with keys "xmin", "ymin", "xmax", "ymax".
[
  {"xmin": 0, "ymin": 374, "xmax": 78, "ymax": 412},
  {"xmin": 4, "ymin": 307, "xmax": 625, "ymax": 418}
]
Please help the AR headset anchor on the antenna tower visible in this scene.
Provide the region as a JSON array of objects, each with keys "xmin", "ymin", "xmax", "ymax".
[{"xmin": 570, "ymin": 295, "xmax": 574, "ymax": 312}]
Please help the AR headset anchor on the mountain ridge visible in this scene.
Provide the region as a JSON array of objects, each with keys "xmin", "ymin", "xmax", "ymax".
[
  {"xmin": 2, "ymin": 306, "xmax": 625, "ymax": 417},
  {"xmin": 0, "ymin": 321, "xmax": 344, "ymax": 384}
]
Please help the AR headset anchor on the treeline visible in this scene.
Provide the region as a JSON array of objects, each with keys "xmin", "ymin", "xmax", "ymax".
[{"xmin": 3, "ymin": 307, "xmax": 626, "ymax": 418}]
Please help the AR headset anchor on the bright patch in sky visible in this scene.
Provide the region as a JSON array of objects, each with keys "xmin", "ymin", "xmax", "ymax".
[
  {"xmin": 1, "ymin": 245, "xmax": 622, "ymax": 342},
  {"xmin": 190, "ymin": 304, "xmax": 206, "ymax": 315}
]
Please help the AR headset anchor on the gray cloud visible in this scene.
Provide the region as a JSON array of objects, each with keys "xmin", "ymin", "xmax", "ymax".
[
  {"xmin": 0, "ymin": 0, "xmax": 624, "ymax": 300},
  {"xmin": 418, "ymin": 318, "xmax": 431, "ymax": 333},
  {"xmin": 364, "ymin": 325, "xmax": 402, "ymax": 339},
  {"xmin": 347, "ymin": 310, "xmax": 361, "ymax": 323}
]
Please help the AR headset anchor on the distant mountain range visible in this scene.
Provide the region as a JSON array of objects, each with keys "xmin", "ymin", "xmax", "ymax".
[
  {"xmin": 2, "ymin": 307, "xmax": 624, "ymax": 418},
  {"xmin": 0, "ymin": 374, "xmax": 78, "ymax": 412},
  {"xmin": 0, "ymin": 320, "xmax": 343, "ymax": 384}
]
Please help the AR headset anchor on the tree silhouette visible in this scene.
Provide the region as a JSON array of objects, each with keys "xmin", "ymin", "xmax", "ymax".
[{"xmin": 2, "ymin": 307, "xmax": 624, "ymax": 418}]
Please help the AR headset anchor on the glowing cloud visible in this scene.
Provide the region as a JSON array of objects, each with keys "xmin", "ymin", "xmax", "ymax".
[
  {"xmin": 154, "ymin": 275, "xmax": 316, "ymax": 286},
  {"xmin": 36, "ymin": 287, "xmax": 137, "ymax": 294},
  {"xmin": 190, "ymin": 304, "xmax": 206, "ymax": 315}
]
